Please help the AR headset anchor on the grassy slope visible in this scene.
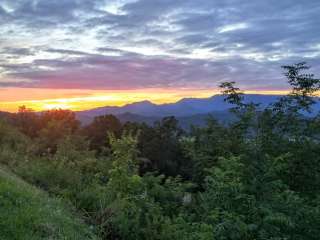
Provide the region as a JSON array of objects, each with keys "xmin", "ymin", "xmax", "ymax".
[{"xmin": 0, "ymin": 167, "xmax": 98, "ymax": 240}]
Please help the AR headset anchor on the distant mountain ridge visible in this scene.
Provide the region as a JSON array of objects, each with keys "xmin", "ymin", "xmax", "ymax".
[
  {"xmin": 77, "ymin": 94, "xmax": 282, "ymax": 118},
  {"xmin": 75, "ymin": 94, "xmax": 276, "ymax": 125},
  {"xmin": 2, "ymin": 94, "xmax": 320, "ymax": 129},
  {"xmin": 76, "ymin": 94, "xmax": 320, "ymax": 127}
]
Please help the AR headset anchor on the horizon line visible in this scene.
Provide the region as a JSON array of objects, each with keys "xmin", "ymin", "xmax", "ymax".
[{"xmin": 0, "ymin": 90, "xmax": 290, "ymax": 113}]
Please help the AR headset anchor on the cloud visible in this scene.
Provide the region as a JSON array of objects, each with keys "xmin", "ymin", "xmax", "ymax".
[
  {"xmin": 1, "ymin": 47, "xmax": 35, "ymax": 56},
  {"xmin": 1, "ymin": 52, "xmax": 299, "ymax": 91},
  {"xmin": 45, "ymin": 48, "xmax": 93, "ymax": 56},
  {"xmin": 0, "ymin": 0, "xmax": 319, "ymax": 91},
  {"xmin": 218, "ymin": 23, "xmax": 249, "ymax": 33}
]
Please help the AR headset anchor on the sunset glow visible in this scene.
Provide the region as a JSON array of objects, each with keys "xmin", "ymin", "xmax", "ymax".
[
  {"xmin": 1, "ymin": 0, "xmax": 319, "ymax": 113},
  {"xmin": 0, "ymin": 87, "xmax": 290, "ymax": 112},
  {"xmin": 0, "ymin": 88, "xmax": 219, "ymax": 112}
]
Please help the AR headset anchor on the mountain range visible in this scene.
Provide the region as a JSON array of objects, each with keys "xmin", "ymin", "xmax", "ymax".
[
  {"xmin": 77, "ymin": 94, "xmax": 314, "ymax": 128},
  {"xmin": 2, "ymin": 94, "xmax": 320, "ymax": 129},
  {"xmin": 76, "ymin": 94, "xmax": 320, "ymax": 128}
]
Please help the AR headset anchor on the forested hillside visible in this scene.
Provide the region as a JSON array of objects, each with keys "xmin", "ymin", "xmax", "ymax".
[{"xmin": 1, "ymin": 63, "xmax": 320, "ymax": 239}]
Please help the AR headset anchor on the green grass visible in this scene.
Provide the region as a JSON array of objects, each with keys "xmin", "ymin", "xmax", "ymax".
[{"xmin": 0, "ymin": 167, "xmax": 98, "ymax": 240}]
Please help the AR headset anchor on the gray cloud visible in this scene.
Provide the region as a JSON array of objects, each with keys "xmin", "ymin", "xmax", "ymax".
[
  {"xmin": 1, "ymin": 52, "xmax": 301, "ymax": 91},
  {"xmin": 1, "ymin": 47, "xmax": 35, "ymax": 56},
  {"xmin": 45, "ymin": 48, "xmax": 93, "ymax": 56},
  {"xmin": 0, "ymin": 0, "xmax": 319, "ymax": 90}
]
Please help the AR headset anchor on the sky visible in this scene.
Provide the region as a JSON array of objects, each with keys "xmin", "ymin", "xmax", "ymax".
[{"xmin": 0, "ymin": 0, "xmax": 319, "ymax": 112}]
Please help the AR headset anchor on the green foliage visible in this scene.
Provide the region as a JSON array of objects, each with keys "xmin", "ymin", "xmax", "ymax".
[
  {"xmin": 195, "ymin": 154, "xmax": 320, "ymax": 239},
  {"xmin": 219, "ymin": 81, "xmax": 244, "ymax": 107},
  {"xmin": 123, "ymin": 117, "xmax": 189, "ymax": 177},
  {"xmin": 90, "ymin": 133, "xmax": 210, "ymax": 240},
  {"xmin": 11, "ymin": 106, "xmax": 40, "ymax": 138},
  {"xmin": 1, "ymin": 63, "xmax": 320, "ymax": 239},
  {"xmin": 39, "ymin": 109, "xmax": 80, "ymax": 132},
  {"xmin": 181, "ymin": 118, "xmax": 244, "ymax": 185},
  {"xmin": 0, "ymin": 120, "xmax": 30, "ymax": 167},
  {"xmin": 282, "ymin": 62, "xmax": 320, "ymax": 112},
  {"xmin": 0, "ymin": 167, "xmax": 97, "ymax": 240},
  {"xmin": 83, "ymin": 115, "xmax": 122, "ymax": 152}
]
